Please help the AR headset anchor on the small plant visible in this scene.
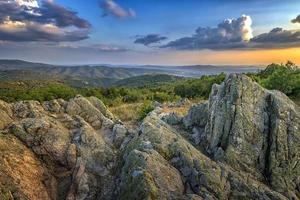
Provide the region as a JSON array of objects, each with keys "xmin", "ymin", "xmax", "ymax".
[{"xmin": 138, "ymin": 101, "xmax": 155, "ymax": 120}]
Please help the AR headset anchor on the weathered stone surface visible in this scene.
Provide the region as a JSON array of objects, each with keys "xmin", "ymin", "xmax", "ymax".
[
  {"xmin": 183, "ymin": 102, "xmax": 208, "ymax": 129},
  {"xmin": 183, "ymin": 74, "xmax": 300, "ymax": 198},
  {"xmin": 130, "ymin": 109, "xmax": 287, "ymax": 199},
  {"xmin": 112, "ymin": 123, "xmax": 128, "ymax": 147},
  {"xmin": 0, "ymin": 74, "xmax": 299, "ymax": 200},
  {"xmin": 0, "ymin": 133, "xmax": 54, "ymax": 200},
  {"xmin": 0, "ymin": 100, "xmax": 13, "ymax": 130},
  {"xmin": 206, "ymin": 74, "xmax": 300, "ymax": 196},
  {"xmin": 118, "ymin": 149, "xmax": 185, "ymax": 200},
  {"xmin": 87, "ymin": 96, "xmax": 115, "ymax": 120},
  {"xmin": 0, "ymin": 96, "xmax": 120, "ymax": 200},
  {"xmin": 162, "ymin": 112, "xmax": 182, "ymax": 125}
]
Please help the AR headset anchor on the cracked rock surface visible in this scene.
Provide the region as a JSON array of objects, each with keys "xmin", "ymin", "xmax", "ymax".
[{"xmin": 0, "ymin": 74, "xmax": 299, "ymax": 200}]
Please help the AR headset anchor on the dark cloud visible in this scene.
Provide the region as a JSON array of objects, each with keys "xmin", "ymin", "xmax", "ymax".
[
  {"xmin": 0, "ymin": 27, "xmax": 89, "ymax": 42},
  {"xmin": 39, "ymin": 1, "xmax": 91, "ymax": 28},
  {"xmin": 291, "ymin": 15, "xmax": 300, "ymax": 23},
  {"xmin": 0, "ymin": 0, "xmax": 91, "ymax": 42},
  {"xmin": 100, "ymin": 0, "xmax": 136, "ymax": 19},
  {"xmin": 134, "ymin": 34, "xmax": 167, "ymax": 46},
  {"xmin": 162, "ymin": 15, "xmax": 253, "ymax": 50},
  {"xmin": 251, "ymin": 28, "xmax": 300, "ymax": 43}
]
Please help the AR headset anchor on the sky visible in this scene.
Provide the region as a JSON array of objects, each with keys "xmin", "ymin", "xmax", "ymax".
[{"xmin": 0, "ymin": 0, "xmax": 300, "ymax": 65}]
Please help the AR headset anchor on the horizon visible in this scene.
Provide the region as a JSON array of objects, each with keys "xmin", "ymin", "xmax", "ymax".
[
  {"xmin": 0, "ymin": 58, "xmax": 266, "ymax": 68},
  {"xmin": 0, "ymin": 0, "xmax": 300, "ymax": 65}
]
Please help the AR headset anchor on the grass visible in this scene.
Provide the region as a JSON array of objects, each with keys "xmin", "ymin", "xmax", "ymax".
[
  {"xmin": 161, "ymin": 98, "xmax": 204, "ymax": 117},
  {"xmin": 109, "ymin": 103, "xmax": 144, "ymax": 128}
]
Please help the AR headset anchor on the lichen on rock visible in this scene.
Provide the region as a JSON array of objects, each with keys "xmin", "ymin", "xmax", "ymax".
[{"xmin": 0, "ymin": 74, "xmax": 299, "ymax": 200}]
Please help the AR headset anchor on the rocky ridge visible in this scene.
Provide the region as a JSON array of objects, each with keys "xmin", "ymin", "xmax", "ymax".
[{"xmin": 0, "ymin": 74, "xmax": 299, "ymax": 200}]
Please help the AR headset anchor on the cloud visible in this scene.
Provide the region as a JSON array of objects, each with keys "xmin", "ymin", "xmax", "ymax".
[
  {"xmin": 101, "ymin": 0, "xmax": 136, "ymax": 19},
  {"xmin": 86, "ymin": 44, "xmax": 129, "ymax": 52},
  {"xmin": 251, "ymin": 28, "xmax": 300, "ymax": 43},
  {"xmin": 163, "ymin": 15, "xmax": 253, "ymax": 50},
  {"xmin": 291, "ymin": 15, "xmax": 300, "ymax": 24},
  {"xmin": 134, "ymin": 34, "xmax": 167, "ymax": 46},
  {"xmin": 39, "ymin": 1, "xmax": 91, "ymax": 28},
  {"xmin": 249, "ymin": 28, "xmax": 300, "ymax": 48},
  {"xmin": 162, "ymin": 15, "xmax": 300, "ymax": 50},
  {"xmin": 57, "ymin": 43, "xmax": 129, "ymax": 52},
  {"xmin": 0, "ymin": 0, "xmax": 91, "ymax": 42}
]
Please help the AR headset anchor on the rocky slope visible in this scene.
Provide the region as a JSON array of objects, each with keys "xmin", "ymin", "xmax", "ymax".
[{"xmin": 0, "ymin": 74, "xmax": 299, "ymax": 200}]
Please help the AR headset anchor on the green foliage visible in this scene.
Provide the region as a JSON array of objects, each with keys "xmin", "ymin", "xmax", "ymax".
[
  {"xmin": 113, "ymin": 74, "xmax": 182, "ymax": 87},
  {"xmin": 173, "ymin": 73, "xmax": 226, "ymax": 98},
  {"xmin": 0, "ymin": 83, "xmax": 77, "ymax": 102},
  {"xmin": 1, "ymin": 62, "xmax": 298, "ymax": 106},
  {"xmin": 249, "ymin": 61, "xmax": 300, "ymax": 98},
  {"xmin": 138, "ymin": 101, "xmax": 155, "ymax": 120}
]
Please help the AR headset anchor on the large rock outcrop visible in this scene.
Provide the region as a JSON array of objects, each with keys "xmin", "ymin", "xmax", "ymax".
[
  {"xmin": 0, "ymin": 95, "xmax": 124, "ymax": 200},
  {"xmin": 0, "ymin": 74, "xmax": 299, "ymax": 200},
  {"xmin": 182, "ymin": 74, "xmax": 300, "ymax": 198}
]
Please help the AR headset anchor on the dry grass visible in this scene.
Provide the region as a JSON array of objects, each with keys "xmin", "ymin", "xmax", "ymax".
[
  {"xmin": 161, "ymin": 99, "xmax": 205, "ymax": 117},
  {"xmin": 109, "ymin": 103, "xmax": 144, "ymax": 128},
  {"xmin": 109, "ymin": 99, "xmax": 206, "ymax": 128}
]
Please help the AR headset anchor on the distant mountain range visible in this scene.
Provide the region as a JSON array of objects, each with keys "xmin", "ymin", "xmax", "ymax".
[{"xmin": 0, "ymin": 59, "xmax": 263, "ymax": 87}]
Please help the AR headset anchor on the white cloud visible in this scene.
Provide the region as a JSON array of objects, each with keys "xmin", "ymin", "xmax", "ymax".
[
  {"xmin": 101, "ymin": 0, "xmax": 136, "ymax": 19},
  {"xmin": 163, "ymin": 15, "xmax": 253, "ymax": 50}
]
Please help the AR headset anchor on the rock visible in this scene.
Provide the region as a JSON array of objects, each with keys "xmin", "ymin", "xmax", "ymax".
[
  {"xmin": 12, "ymin": 100, "xmax": 46, "ymax": 118},
  {"xmin": 0, "ymin": 133, "xmax": 54, "ymax": 200},
  {"xmin": 87, "ymin": 96, "xmax": 115, "ymax": 120},
  {"xmin": 118, "ymin": 149, "xmax": 185, "ymax": 200},
  {"xmin": 0, "ymin": 100, "xmax": 13, "ymax": 130},
  {"xmin": 1, "ymin": 96, "xmax": 119, "ymax": 200},
  {"xmin": 128, "ymin": 109, "xmax": 286, "ymax": 199},
  {"xmin": 162, "ymin": 112, "xmax": 182, "ymax": 125},
  {"xmin": 183, "ymin": 74, "xmax": 300, "ymax": 198},
  {"xmin": 112, "ymin": 124, "xmax": 128, "ymax": 147},
  {"xmin": 152, "ymin": 101, "xmax": 162, "ymax": 107},
  {"xmin": 204, "ymin": 74, "xmax": 300, "ymax": 197},
  {"xmin": 0, "ymin": 74, "xmax": 299, "ymax": 200},
  {"xmin": 183, "ymin": 102, "xmax": 208, "ymax": 129},
  {"xmin": 43, "ymin": 99, "xmax": 66, "ymax": 113}
]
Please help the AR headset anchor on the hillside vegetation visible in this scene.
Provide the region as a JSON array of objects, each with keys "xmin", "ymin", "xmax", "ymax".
[{"xmin": 0, "ymin": 62, "xmax": 299, "ymax": 106}]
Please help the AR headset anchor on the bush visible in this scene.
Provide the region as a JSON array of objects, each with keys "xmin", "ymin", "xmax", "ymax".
[
  {"xmin": 250, "ymin": 61, "xmax": 300, "ymax": 98},
  {"xmin": 138, "ymin": 101, "xmax": 155, "ymax": 120},
  {"xmin": 173, "ymin": 73, "xmax": 226, "ymax": 98}
]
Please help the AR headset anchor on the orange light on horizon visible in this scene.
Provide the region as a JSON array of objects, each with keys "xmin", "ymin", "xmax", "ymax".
[{"xmin": 162, "ymin": 47, "xmax": 300, "ymax": 66}]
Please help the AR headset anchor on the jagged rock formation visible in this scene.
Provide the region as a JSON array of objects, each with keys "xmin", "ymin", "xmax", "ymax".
[
  {"xmin": 0, "ymin": 95, "xmax": 124, "ymax": 200},
  {"xmin": 182, "ymin": 74, "xmax": 300, "ymax": 198},
  {"xmin": 0, "ymin": 74, "xmax": 299, "ymax": 200}
]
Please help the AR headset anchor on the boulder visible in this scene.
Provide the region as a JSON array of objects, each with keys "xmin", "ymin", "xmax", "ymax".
[
  {"xmin": 183, "ymin": 74, "xmax": 300, "ymax": 198},
  {"xmin": 125, "ymin": 108, "xmax": 286, "ymax": 199},
  {"xmin": 204, "ymin": 74, "xmax": 300, "ymax": 196},
  {"xmin": 118, "ymin": 149, "xmax": 185, "ymax": 200},
  {"xmin": 1, "ymin": 96, "xmax": 119, "ymax": 200},
  {"xmin": 183, "ymin": 102, "xmax": 208, "ymax": 129},
  {"xmin": 0, "ymin": 74, "xmax": 299, "ymax": 200},
  {"xmin": 0, "ymin": 133, "xmax": 54, "ymax": 200}
]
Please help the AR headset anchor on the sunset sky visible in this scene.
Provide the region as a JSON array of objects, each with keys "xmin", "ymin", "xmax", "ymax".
[{"xmin": 1, "ymin": 0, "xmax": 300, "ymax": 65}]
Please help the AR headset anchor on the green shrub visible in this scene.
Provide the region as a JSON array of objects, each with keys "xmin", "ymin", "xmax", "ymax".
[
  {"xmin": 138, "ymin": 101, "xmax": 155, "ymax": 120},
  {"xmin": 249, "ymin": 61, "xmax": 300, "ymax": 98}
]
